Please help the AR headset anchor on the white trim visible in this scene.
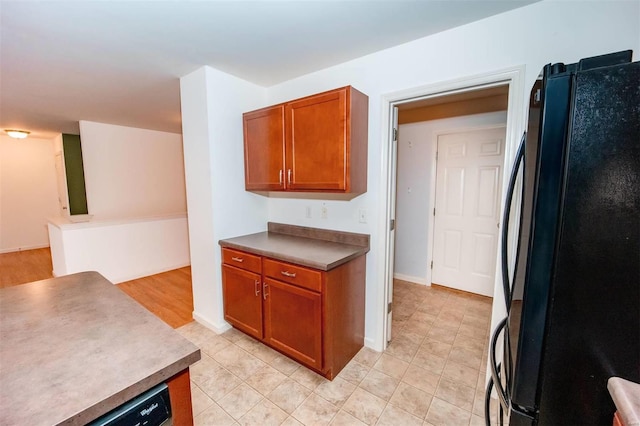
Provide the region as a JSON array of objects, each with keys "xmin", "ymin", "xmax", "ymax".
[
  {"xmin": 377, "ymin": 100, "xmax": 399, "ymax": 352},
  {"xmin": 426, "ymin": 135, "xmax": 438, "ymax": 288},
  {"xmin": 193, "ymin": 312, "xmax": 232, "ymax": 334},
  {"xmin": 0, "ymin": 244, "xmax": 50, "ymax": 254},
  {"xmin": 364, "ymin": 336, "xmax": 380, "ymax": 352},
  {"xmin": 52, "ymin": 263, "xmax": 192, "ymax": 283},
  {"xmin": 109, "ymin": 262, "xmax": 191, "ymax": 284},
  {"xmin": 393, "ymin": 273, "xmax": 429, "ymax": 286},
  {"xmin": 379, "ymin": 65, "xmax": 526, "ymax": 350}
]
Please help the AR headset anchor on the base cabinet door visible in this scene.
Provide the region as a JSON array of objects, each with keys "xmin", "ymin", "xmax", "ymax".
[
  {"xmin": 263, "ymin": 277, "xmax": 322, "ymax": 370},
  {"xmin": 222, "ymin": 265, "xmax": 263, "ymax": 339}
]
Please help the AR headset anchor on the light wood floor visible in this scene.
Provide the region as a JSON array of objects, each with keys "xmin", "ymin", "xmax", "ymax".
[
  {"xmin": 0, "ymin": 247, "xmax": 53, "ymax": 288},
  {"xmin": 118, "ymin": 267, "xmax": 194, "ymax": 329},
  {"xmin": 0, "ymin": 248, "xmax": 194, "ymax": 329}
]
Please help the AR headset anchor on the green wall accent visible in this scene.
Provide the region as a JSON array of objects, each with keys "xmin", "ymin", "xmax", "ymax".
[{"xmin": 62, "ymin": 134, "xmax": 89, "ymax": 215}]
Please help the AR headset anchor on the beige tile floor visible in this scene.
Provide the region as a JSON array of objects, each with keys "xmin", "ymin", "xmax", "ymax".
[{"xmin": 176, "ymin": 280, "xmax": 498, "ymax": 426}]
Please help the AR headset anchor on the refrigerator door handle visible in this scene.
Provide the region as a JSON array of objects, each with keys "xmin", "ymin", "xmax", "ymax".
[
  {"xmin": 489, "ymin": 317, "xmax": 510, "ymax": 414},
  {"xmin": 500, "ymin": 132, "xmax": 526, "ymax": 311}
]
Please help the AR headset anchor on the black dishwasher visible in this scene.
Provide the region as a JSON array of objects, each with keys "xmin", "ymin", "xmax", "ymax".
[{"xmin": 87, "ymin": 383, "xmax": 172, "ymax": 426}]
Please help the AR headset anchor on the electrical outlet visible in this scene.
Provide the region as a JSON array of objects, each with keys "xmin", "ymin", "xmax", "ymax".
[
  {"xmin": 321, "ymin": 204, "xmax": 328, "ymax": 219},
  {"xmin": 305, "ymin": 206, "xmax": 312, "ymax": 219},
  {"xmin": 358, "ymin": 209, "xmax": 367, "ymax": 223}
]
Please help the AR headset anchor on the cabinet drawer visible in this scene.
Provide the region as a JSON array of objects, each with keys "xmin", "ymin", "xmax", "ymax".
[
  {"xmin": 263, "ymin": 258, "xmax": 322, "ymax": 292},
  {"xmin": 222, "ymin": 248, "xmax": 262, "ymax": 274}
]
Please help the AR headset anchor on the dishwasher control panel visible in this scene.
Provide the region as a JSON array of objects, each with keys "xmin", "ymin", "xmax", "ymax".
[{"xmin": 88, "ymin": 383, "xmax": 171, "ymax": 426}]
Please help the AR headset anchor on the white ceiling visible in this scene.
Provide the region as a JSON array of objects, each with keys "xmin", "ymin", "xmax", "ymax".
[{"xmin": 1, "ymin": 1, "xmax": 537, "ymax": 138}]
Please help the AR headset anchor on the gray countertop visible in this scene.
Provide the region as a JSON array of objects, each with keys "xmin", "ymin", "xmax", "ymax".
[
  {"xmin": 219, "ymin": 223, "xmax": 370, "ymax": 270},
  {"xmin": 0, "ymin": 271, "xmax": 200, "ymax": 425},
  {"xmin": 609, "ymin": 377, "xmax": 640, "ymax": 426}
]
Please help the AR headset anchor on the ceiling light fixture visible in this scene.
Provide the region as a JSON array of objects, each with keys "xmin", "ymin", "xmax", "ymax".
[{"xmin": 4, "ymin": 129, "xmax": 31, "ymax": 139}]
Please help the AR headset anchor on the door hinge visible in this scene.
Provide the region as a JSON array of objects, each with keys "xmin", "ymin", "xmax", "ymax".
[
  {"xmin": 387, "ymin": 302, "xmax": 393, "ymax": 314},
  {"xmin": 431, "ymin": 261, "xmax": 433, "ymax": 269},
  {"xmin": 390, "ymin": 219, "xmax": 395, "ymax": 231},
  {"xmin": 393, "ymin": 128, "xmax": 398, "ymax": 142},
  {"xmin": 433, "ymin": 208, "xmax": 436, "ymax": 216},
  {"xmin": 435, "ymin": 150, "xmax": 438, "ymax": 160}
]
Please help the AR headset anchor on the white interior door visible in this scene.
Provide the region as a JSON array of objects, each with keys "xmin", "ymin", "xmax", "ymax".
[{"xmin": 432, "ymin": 126, "xmax": 506, "ymax": 296}]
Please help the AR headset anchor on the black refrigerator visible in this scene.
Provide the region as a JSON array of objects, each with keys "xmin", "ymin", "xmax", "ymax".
[{"xmin": 488, "ymin": 50, "xmax": 640, "ymax": 425}]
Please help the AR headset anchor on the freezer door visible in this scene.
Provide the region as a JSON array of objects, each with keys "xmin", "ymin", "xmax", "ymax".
[{"xmin": 508, "ymin": 67, "xmax": 573, "ymax": 412}]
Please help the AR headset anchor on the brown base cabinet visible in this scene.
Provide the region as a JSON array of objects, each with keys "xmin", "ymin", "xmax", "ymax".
[
  {"xmin": 221, "ymin": 247, "xmax": 365, "ymax": 379},
  {"xmin": 166, "ymin": 369, "xmax": 195, "ymax": 426}
]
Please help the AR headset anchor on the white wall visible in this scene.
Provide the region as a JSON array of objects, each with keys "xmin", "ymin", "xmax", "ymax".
[
  {"xmin": 79, "ymin": 121, "xmax": 187, "ymax": 220},
  {"xmin": 394, "ymin": 112, "xmax": 507, "ymax": 285},
  {"xmin": 180, "ymin": 67, "xmax": 268, "ymax": 332},
  {"xmin": 264, "ymin": 0, "xmax": 639, "ymax": 350},
  {"xmin": 0, "ymin": 135, "xmax": 59, "ymax": 252},
  {"xmin": 181, "ymin": 0, "xmax": 640, "ymax": 350}
]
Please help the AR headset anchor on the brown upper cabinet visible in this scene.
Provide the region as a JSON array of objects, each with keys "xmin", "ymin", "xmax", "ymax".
[{"xmin": 243, "ymin": 86, "xmax": 368, "ymax": 196}]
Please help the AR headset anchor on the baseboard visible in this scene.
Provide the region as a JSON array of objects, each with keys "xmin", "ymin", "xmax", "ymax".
[
  {"xmin": 0, "ymin": 244, "xmax": 50, "ymax": 254},
  {"xmin": 109, "ymin": 262, "xmax": 191, "ymax": 284},
  {"xmin": 393, "ymin": 273, "xmax": 429, "ymax": 286},
  {"xmin": 364, "ymin": 336, "xmax": 383, "ymax": 352},
  {"xmin": 193, "ymin": 312, "xmax": 231, "ymax": 334}
]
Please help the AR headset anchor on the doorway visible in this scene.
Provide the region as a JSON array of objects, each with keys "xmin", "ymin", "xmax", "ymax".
[{"xmin": 381, "ymin": 67, "xmax": 526, "ymax": 347}]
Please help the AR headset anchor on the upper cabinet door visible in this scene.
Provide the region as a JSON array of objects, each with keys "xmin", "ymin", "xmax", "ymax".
[
  {"xmin": 285, "ymin": 88, "xmax": 348, "ymax": 191},
  {"xmin": 243, "ymin": 105, "xmax": 285, "ymax": 191}
]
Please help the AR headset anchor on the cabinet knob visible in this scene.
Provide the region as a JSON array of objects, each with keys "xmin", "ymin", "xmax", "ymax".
[
  {"xmin": 255, "ymin": 280, "xmax": 260, "ymax": 297},
  {"xmin": 231, "ymin": 257, "xmax": 244, "ymax": 263},
  {"xmin": 281, "ymin": 271, "xmax": 297, "ymax": 278},
  {"xmin": 279, "ymin": 169, "xmax": 283, "ymax": 185},
  {"xmin": 287, "ymin": 169, "xmax": 292, "ymax": 184}
]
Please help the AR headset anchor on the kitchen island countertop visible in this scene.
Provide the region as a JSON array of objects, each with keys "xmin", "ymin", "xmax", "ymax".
[{"xmin": 0, "ymin": 271, "xmax": 200, "ymax": 425}]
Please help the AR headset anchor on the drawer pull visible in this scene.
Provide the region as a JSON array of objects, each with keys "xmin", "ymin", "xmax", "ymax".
[
  {"xmin": 287, "ymin": 169, "xmax": 292, "ymax": 184},
  {"xmin": 279, "ymin": 169, "xmax": 283, "ymax": 185},
  {"xmin": 231, "ymin": 257, "xmax": 244, "ymax": 263},
  {"xmin": 281, "ymin": 271, "xmax": 297, "ymax": 278},
  {"xmin": 255, "ymin": 280, "xmax": 260, "ymax": 297},
  {"xmin": 263, "ymin": 283, "xmax": 269, "ymax": 300}
]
